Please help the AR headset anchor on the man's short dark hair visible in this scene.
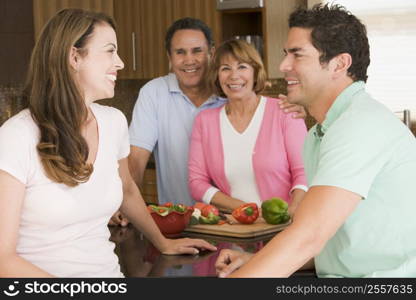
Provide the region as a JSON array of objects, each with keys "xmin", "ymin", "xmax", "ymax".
[
  {"xmin": 289, "ymin": 4, "xmax": 370, "ymax": 82},
  {"xmin": 165, "ymin": 17, "xmax": 214, "ymax": 54}
]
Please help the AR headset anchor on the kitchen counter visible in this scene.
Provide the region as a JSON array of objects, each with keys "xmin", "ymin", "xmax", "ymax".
[{"xmin": 109, "ymin": 225, "xmax": 316, "ymax": 278}]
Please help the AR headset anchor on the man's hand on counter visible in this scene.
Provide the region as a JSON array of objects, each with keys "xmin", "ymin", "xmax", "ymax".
[
  {"xmin": 215, "ymin": 249, "xmax": 253, "ymax": 278},
  {"xmin": 109, "ymin": 210, "xmax": 130, "ymax": 227}
]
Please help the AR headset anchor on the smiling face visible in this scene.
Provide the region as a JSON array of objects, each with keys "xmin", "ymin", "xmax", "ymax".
[
  {"xmin": 218, "ymin": 54, "xmax": 256, "ymax": 101},
  {"xmin": 73, "ymin": 23, "xmax": 124, "ymax": 103},
  {"xmin": 168, "ymin": 29, "xmax": 211, "ymax": 93},
  {"xmin": 279, "ymin": 27, "xmax": 333, "ymax": 108}
]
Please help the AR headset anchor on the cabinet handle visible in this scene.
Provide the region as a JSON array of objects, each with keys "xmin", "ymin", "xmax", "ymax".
[{"xmin": 132, "ymin": 32, "xmax": 137, "ymax": 72}]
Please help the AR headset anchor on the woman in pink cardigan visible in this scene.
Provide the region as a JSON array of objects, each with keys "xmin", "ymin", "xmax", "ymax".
[{"xmin": 188, "ymin": 40, "xmax": 308, "ymax": 214}]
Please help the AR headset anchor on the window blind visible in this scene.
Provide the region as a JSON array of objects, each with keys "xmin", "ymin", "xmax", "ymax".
[{"xmin": 308, "ymin": 0, "xmax": 416, "ymax": 117}]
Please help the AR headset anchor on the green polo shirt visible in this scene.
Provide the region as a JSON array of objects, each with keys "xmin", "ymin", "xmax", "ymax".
[{"xmin": 304, "ymin": 81, "xmax": 416, "ymax": 277}]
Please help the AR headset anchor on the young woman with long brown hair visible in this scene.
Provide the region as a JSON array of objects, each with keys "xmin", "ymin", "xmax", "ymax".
[{"xmin": 0, "ymin": 8, "xmax": 215, "ymax": 277}]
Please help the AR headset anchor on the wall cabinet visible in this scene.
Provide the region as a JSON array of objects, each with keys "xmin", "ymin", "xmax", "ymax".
[
  {"xmin": 172, "ymin": 0, "xmax": 220, "ymax": 48},
  {"xmin": 115, "ymin": 0, "xmax": 219, "ymax": 79},
  {"xmin": 32, "ymin": 0, "xmax": 301, "ymax": 79},
  {"xmin": 219, "ymin": 0, "xmax": 306, "ymax": 78},
  {"xmin": 0, "ymin": 0, "xmax": 34, "ymax": 85},
  {"xmin": 141, "ymin": 168, "xmax": 158, "ymax": 204},
  {"xmin": 115, "ymin": 0, "xmax": 175, "ymax": 79},
  {"xmin": 33, "ymin": 0, "xmax": 114, "ymax": 39}
]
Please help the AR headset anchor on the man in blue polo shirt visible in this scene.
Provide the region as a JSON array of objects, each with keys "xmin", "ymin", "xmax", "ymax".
[
  {"xmin": 128, "ymin": 18, "xmax": 224, "ymax": 209},
  {"xmin": 215, "ymin": 4, "xmax": 416, "ymax": 277}
]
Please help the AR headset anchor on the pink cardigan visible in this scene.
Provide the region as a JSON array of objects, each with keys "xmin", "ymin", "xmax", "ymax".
[{"xmin": 188, "ymin": 97, "xmax": 307, "ymax": 204}]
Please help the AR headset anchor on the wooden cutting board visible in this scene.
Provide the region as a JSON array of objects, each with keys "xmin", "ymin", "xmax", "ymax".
[{"xmin": 184, "ymin": 215, "xmax": 290, "ymax": 238}]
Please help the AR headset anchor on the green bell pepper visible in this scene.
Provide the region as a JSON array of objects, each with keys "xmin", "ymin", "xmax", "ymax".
[
  {"xmin": 261, "ymin": 197, "xmax": 290, "ymax": 225},
  {"xmin": 199, "ymin": 212, "xmax": 220, "ymax": 225}
]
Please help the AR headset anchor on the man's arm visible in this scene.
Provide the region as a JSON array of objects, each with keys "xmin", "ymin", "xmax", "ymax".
[
  {"xmin": 128, "ymin": 145, "xmax": 152, "ymax": 188},
  {"xmin": 216, "ymin": 185, "xmax": 361, "ymax": 277}
]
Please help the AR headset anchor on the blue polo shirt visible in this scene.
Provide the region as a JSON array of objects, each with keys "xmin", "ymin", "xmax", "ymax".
[
  {"xmin": 304, "ymin": 81, "xmax": 416, "ymax": 277},
  {"xmin": 129, "ymin": 73, "xmax": 226, "ymax": 206}
]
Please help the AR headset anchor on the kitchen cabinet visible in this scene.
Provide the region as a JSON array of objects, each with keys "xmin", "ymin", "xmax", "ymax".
[
  {"xmin": 115, "ymin": 0, "xmax": 175, "ymax": 79},
  {"xmin": 113, "ymin": 0, "xmax": 142, "ymax": 79},
  {"xmin": 141, "ymin": 168, "xmax": 158, "ymax": 204},
  {"xmin": 172, "ymin": 0, "xmax": 221, "ymax": 49},
  {"xmin": 31, "ymin": 0, "xmax": 221, "ymax": 79},
  {"xmin": 115, "ymin": 0, "xmax": 220, "ymax": 79},
  {"xmin": 219, "ymin": 0, "xmax": 307, "ymax": 78},
  {"xmin": 0, "ymin": 0, "xmax": 34, "ymax": 85},
  {"xmin": 32, "ymin": 0, "xmax": 114, "ymax": 40},
  {"xmin": 32, "ymin": 0, "xmax": 297, "ymax": 79}
]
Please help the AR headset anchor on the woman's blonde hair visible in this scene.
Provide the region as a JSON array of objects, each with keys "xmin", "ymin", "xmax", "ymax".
[
  {"xmin": 23, "ymin": 8, "xmax": 115, "ymax": 187},
  {"xmin": 207, "ymin": 39, "xmax": 267, "ymax": 98}
]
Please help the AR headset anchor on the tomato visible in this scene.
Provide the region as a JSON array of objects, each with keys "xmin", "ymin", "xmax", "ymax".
[
  {"xmin": 194, "ymin": 202, "xmax": 207, "ymax": 211},
  {"xmin": 162, "ymin": 202, "xmax": 173, "ymax": 208},
  {"xmin": 201, "ymin": 204, "xmax": 219, "ymax": 217}
]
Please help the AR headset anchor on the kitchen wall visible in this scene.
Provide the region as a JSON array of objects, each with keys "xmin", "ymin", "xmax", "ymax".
[
  {"xmin": 100, "ymin": 79, "xmax": 148, "ymax": 125},
  {"xmin": 103, "ymin": 78, "xmax": 294, "ymax": 127},
  {"xmin": 3, "ymin": 75, "xmax": 413, "ymax": 134},
  {"xmin": 0, "ymin": 76, "xmax": 290, "ymax": 128},
  {"xmin": 0, "ymin": 79, "xmax": 148, "ymax": 126},
  {"xmin": 0, "ymin": 0, "xmax": 33, "ymax": 125}
]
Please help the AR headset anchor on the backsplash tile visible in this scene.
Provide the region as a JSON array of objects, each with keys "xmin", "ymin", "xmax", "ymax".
[
  {"xmin": 99, "ymin": 79, "xmax": 149, "ymax": 124},
  {"xmin": 262, "ymin": 78, "xmax": 316, "ymax": 129},
  {"xmin": 1, "ymin": 79, "xmax": 415, "ymax": 136},
  {"xmin": 0, "ymin": 80, "xmax": 149, "ymax": 126}
]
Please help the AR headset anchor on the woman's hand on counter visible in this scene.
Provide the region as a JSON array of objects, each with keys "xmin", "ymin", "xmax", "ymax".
[
  {"xmin": 159, "ymin": 237, "xmax": 217, "ymax": 256},
  {"xmin": 215, "ymin": 249, "xmax": 253, "ymax": 278}
]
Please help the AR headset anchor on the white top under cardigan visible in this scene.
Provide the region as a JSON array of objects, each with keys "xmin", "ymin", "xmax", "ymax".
[
  {"xmin": 202, "ymin": 96, "xmax": 307, "ymax": 205},
  {"xmin": 202, "ymin": 96, "xmax": 266, "ymax": 206}
]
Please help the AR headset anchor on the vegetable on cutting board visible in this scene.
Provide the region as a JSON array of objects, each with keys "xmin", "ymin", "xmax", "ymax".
[
  {"xmin": 190, "ymin": 203, "xmax": 221, "ymax": 225},
  {"xmin": 261, "ymin": 197, "xmax": 290, "ymax": 225},
  {"xmin": 232, "ymin": 203, "xmax": 259, "ymax": 224}
]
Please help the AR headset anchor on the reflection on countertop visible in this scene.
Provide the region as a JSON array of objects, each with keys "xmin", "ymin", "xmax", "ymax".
[{"xmin": 109, "ymin": 225, "xmax": 316, "ymax": 278}]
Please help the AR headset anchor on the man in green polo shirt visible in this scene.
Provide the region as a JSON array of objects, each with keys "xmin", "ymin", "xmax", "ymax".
[{"xmin": 215, "ymin": 3, "xmax": 416, "ymax": 277}]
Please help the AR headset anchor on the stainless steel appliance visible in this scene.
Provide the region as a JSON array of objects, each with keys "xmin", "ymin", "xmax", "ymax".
[{"xmin": 217, "ymin": 0, "xmax": 264, "ymax": 10}]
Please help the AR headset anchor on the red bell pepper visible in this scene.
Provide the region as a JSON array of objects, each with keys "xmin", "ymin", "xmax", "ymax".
[{"xmin": 232, "ymin": 203, "xmax": 259, "ymax": 224}]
